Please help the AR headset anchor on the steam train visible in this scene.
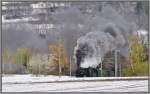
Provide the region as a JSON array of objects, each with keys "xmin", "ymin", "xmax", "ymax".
[
  {"xmin": 75, "ymin": 48, "xmax": 99, "ymax": 77},
  {"xmin": 74, "ymin": 25, "xmax": 124, "ymax": 77}
]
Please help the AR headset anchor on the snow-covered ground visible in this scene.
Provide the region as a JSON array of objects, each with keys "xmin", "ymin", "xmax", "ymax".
[{"xmin": 2, "ymin": 75, "xmax": 148, "ymax": 92}]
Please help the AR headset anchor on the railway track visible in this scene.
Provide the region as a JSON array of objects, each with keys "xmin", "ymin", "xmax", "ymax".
[
  {"xmin": 2, "ymin": 75, "xmax": 148, "ymax": 92},
  {"xmin": 3, "ymin": 76, "xmax": 148, "ymax": 84},
  {"xmin": 3, "ymin": 79, "xmax": 148, "ymax": 92}
]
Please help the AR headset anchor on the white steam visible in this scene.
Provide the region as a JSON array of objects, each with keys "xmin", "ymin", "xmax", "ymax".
[{"xmin": 81, "ymin": 57, "xmax": 100, "ymax": 68}]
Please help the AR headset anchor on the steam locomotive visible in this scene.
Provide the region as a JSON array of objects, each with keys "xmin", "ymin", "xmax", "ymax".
[
  {"xmin": 75, "ymin": 48, "xmax": 99, "ymax": 77},
  {"xmin": 76, "ymin": 67, "xmax": 99, "ymax": 77}
]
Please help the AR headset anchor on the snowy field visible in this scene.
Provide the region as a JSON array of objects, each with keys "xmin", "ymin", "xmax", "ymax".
[{"xmin": 2, "ymin": 75, "xmax": 148, "ymax": 92}]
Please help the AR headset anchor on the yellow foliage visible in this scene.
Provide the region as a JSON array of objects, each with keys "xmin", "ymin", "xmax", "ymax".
[
  {"xmin": 123, "ymin": 62, "xmax": 148, "ymax": 76},
  {"xmin": 2, "ymin": 48, "xmax": 12, "ymax": 63},
  {"xmin": 129, "ymin": 36, "xmax": 147, "ymax": 64},
  {"xmin": 49, "ymin": 43, "xmax": 69, "ymax": 75},
  {"xmin": 124, "ymin": 36, "xmax": 148, "ymax": 76},
  {"xmin": 14, "ymin": 48, "xmax": 32, "ymax": 66}
]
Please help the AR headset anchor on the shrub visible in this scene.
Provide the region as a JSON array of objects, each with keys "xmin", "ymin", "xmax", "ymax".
[
  {"xmin": 123, "ymin": 62, "xmax": 148, "ymax": 76},
  {"xmin": 14, "ymin": 48, "xmax": 32, "ymax": 67},
  {"xmin": 28, "ymin": 54, "xmax": 51, "ymax": 75}
]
